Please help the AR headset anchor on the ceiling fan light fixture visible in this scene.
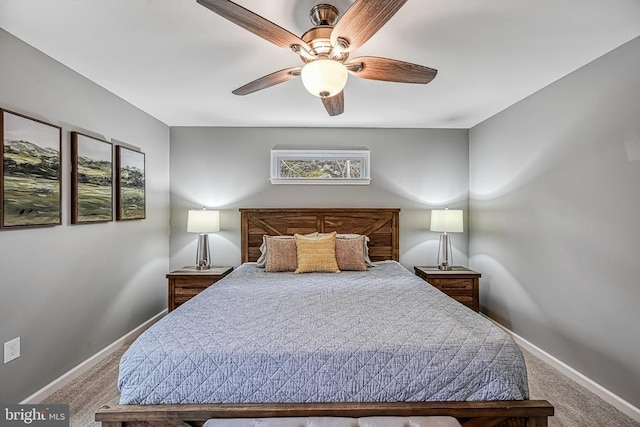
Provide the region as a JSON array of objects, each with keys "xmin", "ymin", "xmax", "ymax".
[{"xmin": 301, "ymin": 59, "xmax": 348, "ymax": 98}]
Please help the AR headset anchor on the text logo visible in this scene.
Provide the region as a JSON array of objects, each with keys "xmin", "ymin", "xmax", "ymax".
[{"xmin": 1, "ymin": 405, "xmax": 68, "ymax": 427}]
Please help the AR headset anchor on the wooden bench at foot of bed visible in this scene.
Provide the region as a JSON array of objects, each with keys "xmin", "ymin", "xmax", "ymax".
[{"xmin": 96, "ymin": 400, "xmax": 554, "ymax": 427}]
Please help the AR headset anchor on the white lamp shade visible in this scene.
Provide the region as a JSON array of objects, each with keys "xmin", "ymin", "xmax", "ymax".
[
  {"xmin": 187, "ymin": 210, "xmax": 220, "ymax": 233},
  {"xmin": 430, "ymin": 209, "xmax": 463, "ymax": 233},
  {"xmin": 301, "ymin": 59, "xmax": 348, "ymax": 97}
]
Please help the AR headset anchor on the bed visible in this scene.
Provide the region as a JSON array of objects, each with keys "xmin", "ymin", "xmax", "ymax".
[{"xmin": 96, "ymin": 208, "xmax": 553, "ymax": 427}]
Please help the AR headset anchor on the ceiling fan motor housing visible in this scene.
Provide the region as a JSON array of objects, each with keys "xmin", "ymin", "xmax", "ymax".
[
  {"xmin": 300, "ymin": 26, "xmax": 349, "ymax": 63},
  {"xmin": 300, "ymin": 4, "xmax": 349, "ymax": 63},
  {"xmin": 310, "ymin": 4, "xmax": 339, "ymax": 26}
]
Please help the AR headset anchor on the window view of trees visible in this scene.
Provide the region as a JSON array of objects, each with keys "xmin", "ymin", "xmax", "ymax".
[
  {"xmin": 270, "ymin": 149, "xmax": 371, "ymax": 185},
  {"xmin": 279, "ymin": 159, "xmax": 362, "ymax": 179}
]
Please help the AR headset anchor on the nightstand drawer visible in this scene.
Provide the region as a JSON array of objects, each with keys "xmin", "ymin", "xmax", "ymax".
[
  {"xmin": 167, "ymin": 266, "xmax": 233, "ymax": 312},
  {"xmin": 414, "ymin": 266, "xmax": 481, "ymax": 312},
  {"xmin": 451, "ymin": 295, "xmax": 474, "ymax": 304},
  {"xmin": 173, "ymin": 278, "xmax": 215, "ymax": 288},
  {"xmin": 175, "ymin": 294, "xmax": 202, "ymax": 306},
  {"xmin": 174, "ymin": 286, "xmax": 208, "ymax": 297},
  {"xmin": 428, "ymin": 278, "xmax": 473, "ymax": 293}
]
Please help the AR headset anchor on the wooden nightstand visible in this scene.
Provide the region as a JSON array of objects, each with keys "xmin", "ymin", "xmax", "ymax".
[
  {"xmin": 167, "ymin": 266, "xmax": 233, "ymax": 312},
  {"xmin": 414, "ymin": 266, "xmax": 481, "ymax": 312}
]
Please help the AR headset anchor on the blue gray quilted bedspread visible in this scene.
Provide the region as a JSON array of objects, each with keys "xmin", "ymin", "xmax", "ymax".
[{"xmin": 118, "ymin": 262, "xmax": 528, "ymax": 404}]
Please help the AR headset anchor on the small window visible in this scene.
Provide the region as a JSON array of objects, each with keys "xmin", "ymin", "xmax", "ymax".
[{"xmin": 270, "ymin": 148, "xmax": 371, "ymax": 185}]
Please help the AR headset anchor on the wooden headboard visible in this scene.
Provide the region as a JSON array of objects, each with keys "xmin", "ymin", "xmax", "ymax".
[{"xmin": 240, "ymin": 208, "xmax": 400, "ymax": 263}]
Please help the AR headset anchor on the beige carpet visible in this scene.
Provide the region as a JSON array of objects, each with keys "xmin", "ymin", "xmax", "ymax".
[
  {"xmin": 40, "ymin": 345, "xmax": 124, "ymax": 427},
  {"xmin": 41, "ymin": 345, "xmax": 639, "ymax": 427},
  {"xmin": 521, "ymin": 349, "xmax": 639, "ymax": 427}
]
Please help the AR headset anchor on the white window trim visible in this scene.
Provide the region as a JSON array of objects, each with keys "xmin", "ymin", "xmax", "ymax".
[{"xmin": 270, "ymin": 149, "xmax": 371, "ymax": 185}]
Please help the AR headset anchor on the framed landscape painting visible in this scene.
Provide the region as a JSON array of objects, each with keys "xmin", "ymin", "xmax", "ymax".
[
  {"xmin": 1, "ymin": 109, "xmax": 62, "ymax": 229},
  {"xmin": 71, "ymin": 132, "xmax": 113, "ymax": 224},
  {"xmin": 115, "ymin": 146, "xmax": 145, "ymax": 221}
]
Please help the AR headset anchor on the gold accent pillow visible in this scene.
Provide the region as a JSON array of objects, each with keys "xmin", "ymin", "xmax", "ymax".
[
  {"xmin": 264, "ymin": 236, "xmax": 297, "ymax": 272},
  {"xmin": 335, "ymin": 235, "xmax": 368, "ymax": 271},
  {"xmin": 294, "ymin": 232, "xmax": 340, "ymax": 274}
]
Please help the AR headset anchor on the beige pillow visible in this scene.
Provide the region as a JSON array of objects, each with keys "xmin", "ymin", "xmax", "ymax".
[
  {"xmin": 264, "ymin": 236, "xmax": 298, "ymax": 272},
  {"xmin": 320, "ymin": 233, "xmax": 375, "ymax": 266},
  {"xmin": 256, "ymin": 233, "xmax": 317, "ymax": 267},
  {"xmin": 335, "ymin": 235, "xmax": 368, "ymax": 271},
  {"xmin": 294, "ymin": 232, "xmax": 340, "ymax": 274}
]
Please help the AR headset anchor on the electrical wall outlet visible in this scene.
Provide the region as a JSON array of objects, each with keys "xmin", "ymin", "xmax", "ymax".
[{"xmin": 4, "ymin": 337, "xmax": 20, "ymax": 364}]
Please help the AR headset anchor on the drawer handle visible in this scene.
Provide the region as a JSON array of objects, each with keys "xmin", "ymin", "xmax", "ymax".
[{"xmin": 441, "ymin": 284, "xmax": 467, "ymax": 289}]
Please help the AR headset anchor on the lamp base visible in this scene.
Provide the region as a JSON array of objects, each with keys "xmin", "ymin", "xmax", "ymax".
[
  {"xmin": 195, "ymin": 233, "xmax": 212, "ymax": 270},
  {"xmin": 437, "ymin": 233, "xmax": 453, "ymax": 271}
]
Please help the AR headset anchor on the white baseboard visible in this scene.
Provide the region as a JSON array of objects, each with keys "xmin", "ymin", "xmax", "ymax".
[
  {"xmin": 484, "ymin": 315, "xmax": 640, "ymax": 423},
  {"xmin": 20, "ymin": 310, "xmax": 166, "ymax": 404}
]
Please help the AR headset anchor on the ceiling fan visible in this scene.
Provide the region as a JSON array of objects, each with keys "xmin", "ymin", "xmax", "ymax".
[{"xmin": 196, "ymin": 0, "xmax": 437, "ymax": 116}]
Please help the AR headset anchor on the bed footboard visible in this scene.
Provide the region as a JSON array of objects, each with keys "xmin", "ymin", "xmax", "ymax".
[{"xmin": 96, "ymin": 400, "xmax": 553, "ymax": 427}]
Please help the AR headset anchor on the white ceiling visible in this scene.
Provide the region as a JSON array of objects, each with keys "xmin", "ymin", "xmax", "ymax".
[{"xmin": 1, "ymin": 0, "xmax": 640, "ymax": 128}]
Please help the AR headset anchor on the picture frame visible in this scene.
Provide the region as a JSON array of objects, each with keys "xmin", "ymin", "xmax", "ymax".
[
  {"xmin": 270, "ymin": 147, "xmax": 371, "ymax": 185},
  {"xmin": 1, "ymin": 109, "xmax": 62, "ymax": 229},
  {"xmin": 115, "ymin": 145, "xmax": 145, "ymax": 221},
  {"xmin": 71, "ymin": 132, "xmax": 113, "ymax": 224}
]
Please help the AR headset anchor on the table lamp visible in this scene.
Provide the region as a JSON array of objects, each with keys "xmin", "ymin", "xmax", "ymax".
[
  {"xmin": 187, "ymin": 209, "xmax": 220, "ymax": 270},
  {"xmin": 430, "ymin": 208, "xmax": 463, "ymax": 270}
]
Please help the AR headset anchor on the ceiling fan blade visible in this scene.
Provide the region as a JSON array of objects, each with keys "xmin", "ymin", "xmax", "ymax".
[
  {"xmin": 232, "ymin": 67, "xmax": 302, "ymax": 95},
  {"xmin": 347, "ymin": 56, "xmax": 437, "ymax": 84},
  {"xmin": 330, "ymin": 0, "xmax": 407, "ymax": 52},
  {"xmin": 321, "ymin": 91, "xmax": 344, "ymax": 116},
  {"xmin": 197, "ymin": 0, "xmax": 311, "ymax": 54}
]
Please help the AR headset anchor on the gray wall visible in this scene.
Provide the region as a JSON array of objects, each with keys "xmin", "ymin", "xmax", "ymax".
[
  {"xmin": 0, "ymin": 29, "xmax": 170, "ymax": 402},
  {"xmin": 469, "ymin": 36, "xmax": 640, "ymax": 407},
  {"xmin": 169, "ymin": 127, "xmax": 470, "ymax": 271}
]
